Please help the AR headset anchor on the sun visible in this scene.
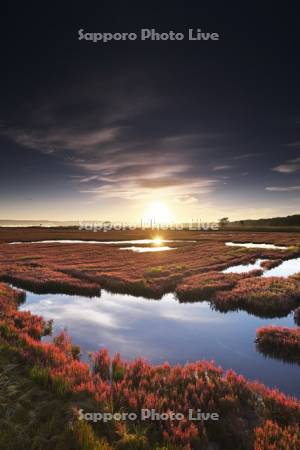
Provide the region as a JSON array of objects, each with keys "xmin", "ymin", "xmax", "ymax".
[
  {"xmin": 143, "ymin": 202, "xmax": 173, "ymax": 225},
  {"xmin": 152, "ymin": 236, "xmax": 163, "ymax": 245}
]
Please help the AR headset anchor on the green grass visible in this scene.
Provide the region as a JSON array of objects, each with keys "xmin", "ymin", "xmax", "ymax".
[{"xmin": 0, "ymin": 343, "xmax": 86, "ymax": 450}]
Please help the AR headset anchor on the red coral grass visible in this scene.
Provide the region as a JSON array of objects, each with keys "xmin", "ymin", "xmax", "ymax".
[
  {"xmin": 254, "ymin": 420, "xmax": 300, "ymax": 450},
  {"xmin": 1, "ymin": 276, "xmax": 300, "ymax": 449},
  {"xmin": 213, "ymin": 277, "xmax": 300, "ymax": 317},
  {"xmin": 256, "ymin": 326, "xmax": 300, "ymax": 364}
]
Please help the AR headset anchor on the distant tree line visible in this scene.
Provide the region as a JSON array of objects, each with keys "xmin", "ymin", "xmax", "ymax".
[{"xmin": 223, "ymin": 214, "xmax": 300, "ymax": 227}]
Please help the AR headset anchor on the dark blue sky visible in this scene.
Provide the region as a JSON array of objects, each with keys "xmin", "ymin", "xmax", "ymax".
[{"xmin": 0, "ymin": 4, "xmax": 299, "ymax": 221}]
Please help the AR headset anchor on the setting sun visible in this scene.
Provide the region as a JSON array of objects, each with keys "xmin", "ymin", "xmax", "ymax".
[
  {"xmin": 143, "ymin": 202, "xmax": 173, "ymax": 225},
  {"xmin": 152, "ymin": 236, "xmax": 163, "ymax": 245}
]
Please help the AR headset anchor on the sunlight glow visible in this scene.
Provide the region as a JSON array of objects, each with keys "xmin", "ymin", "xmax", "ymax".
[
  {"xmin": 143, "ymin": 202, "xmax": 173, "ymax": 225},
  {"xmin": 152, "ymin": 236, "xmax": 163, "ymax": 245}
]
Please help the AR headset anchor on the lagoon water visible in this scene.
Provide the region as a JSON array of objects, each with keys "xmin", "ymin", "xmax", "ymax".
[
  {"xmin": 10, "ymin": 239, "xmax": 286, "ymax": 249},
  {"xmin": 223, "ymin": 257, "xmax": 300, "ymax": 278},
  {"xmin": 18, "ymin": 287, "xmax": 300, "ymax": 398},
  {"xmin": 8, "ymin": 238, "xmax": 194, "ymax": 252},
  {"xmin": 223, "ymin": 259, "xmax": 266, "ymax": 274},
  {"xmin": 225, "ymin": 242, "xmax": 288, "ymax": 250},
  {"xmin": 9, "ymin": 239, "xmax": 194, "ymax": 245},
  {"xmin": 121, "ymin": 246, "xmax": 175, "ymax": 252},
  {"xmin": 262, "ymin": 257, "xmax": 300, "ymax": 278}
]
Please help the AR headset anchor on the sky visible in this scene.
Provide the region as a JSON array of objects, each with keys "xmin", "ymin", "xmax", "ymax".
[{"xmin": 0, "ymin": 4, "xmax": 299, "ymax": 223}]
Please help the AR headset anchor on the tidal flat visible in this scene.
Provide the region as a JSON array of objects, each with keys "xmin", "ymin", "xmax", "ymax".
[{"xmin": 1, "ymin": 228, "xmax": 300, "ymax": 449}]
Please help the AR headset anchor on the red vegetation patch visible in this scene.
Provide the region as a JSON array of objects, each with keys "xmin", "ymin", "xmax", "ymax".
[
  {"xmin": 1, "ymin": 266, "xmax": 99, "ymax": 296},
  {"xmin": 260, "ymin": 259, "xmax": 282, "ymax": 270},
  {"xmin": 256, "ymin": 326, "xmax": 300, "ymax": 364},
  {"xmin": 175, "ymin": 270, "xmax": 263, "ymax": 302},
  {"xmin": 0, "ymin": 282, "xmax": 25, "ymax": 303},
  {"xmin": 0, "ymin": 230, "xmax": 298, "ymax": 301},
  {"xmin": 0, "ymin": 283, "xmax": 49, "ymax": 339},
  {"xmin": 1, "ymin": 284, "xmax": 300, "ymax": 449},
  {"xmin": 254, "ymin": 420, "xmax": 300, "ymax": 450},
  {"xmin": 176, "ymin": 271, "xmax": 238, "ymax": 301},
  {"xmin": 213, "ymin": 277, "xmax": 300, "ymax": 317}
]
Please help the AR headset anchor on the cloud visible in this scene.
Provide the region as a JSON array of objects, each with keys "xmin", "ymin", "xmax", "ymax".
[
  {"xmin": 4, "ymin": 126, "xmax": 121, "ymax": 154},
  {"xmin": 80, "ymin": 176, "xmax": 217, "ymax": 201},
  {"xmin": 272, "ymin": 157, "xmax": 300, "ymax": 173},
  {"xmin": 1, "ymin": 84, "xmax": 255, "ymax": 204},
  {"xmin": 233, "ymin": 153, "xmax": 263, "ymax": 160},
  {"xmin": 212, "ymin": 164, "xmax": 235, "ymax": 171},
  {"xmin": 9, "ymin": 117, "xmax": 227, "ymax": 202},
  {"xmin": 3, "ymin": 113, "xmax": 226, "ymax": 201},
  {"xmin": 266, "ymin": 186, "xmax": 300, "ymax": 192},
  {"xmin": 174, "ymin": 195, "xmax": 198, "ymax": 204}
]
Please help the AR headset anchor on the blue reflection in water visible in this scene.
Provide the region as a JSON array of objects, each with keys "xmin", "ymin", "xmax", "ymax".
[
  {"xmin": 19, "ymin": 289, "xmax": 299, "ymax": 398},
  {"xmin": 223, "ymin": 257, "xmax": 300, "ymax": 277},
  {"xmin": 262, "ymin": 257, "xmax": 300, "ymax": 278}
]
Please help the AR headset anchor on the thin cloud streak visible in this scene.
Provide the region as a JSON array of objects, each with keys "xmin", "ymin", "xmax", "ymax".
[
  {"xmin": 4, "ymin": 120, "xmax": 225, "ymax": 202},
  {"xmin": 266, "ymin": 186, "xmax": 300, "ymax": 192},
  {"xmin": 212, "ymin": 164, "xmax": 235, "ymax": 171},
  {"xmin": 272, "ymin": 157, "xmax": 300, "ymax": 173}
]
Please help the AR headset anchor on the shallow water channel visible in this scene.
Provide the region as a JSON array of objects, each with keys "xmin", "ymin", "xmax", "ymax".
[
  {"xmin": 16, "ymin": 286, "xmax": 300, "ymax": 398},
  {"xmin": 9, "ymin": 239, "xmax": 193, "ymax": 252},
  {"xmin": 225, "ymin": 242, "xmax": 288, "ymax": 250},
  {"xmin": 223, "ymin": 257, "xmax": 300, "ymax": 277}
]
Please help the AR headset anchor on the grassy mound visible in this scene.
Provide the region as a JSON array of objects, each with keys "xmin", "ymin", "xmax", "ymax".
[{"xmin": 256, "ymin": 326, "xmax": 300, "ymax": 364}]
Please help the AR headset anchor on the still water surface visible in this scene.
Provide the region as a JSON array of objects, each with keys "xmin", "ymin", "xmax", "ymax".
[
  {"xmin": 18, "ymin": 287, "xmax": 299, "ymax": 398},
  {"xmin": 225, "ymin": 242, "xmax": 288, "ymax": 250},
  {"xmin": 223, "ymin": 257, "xmax": 300, "ymax": 278}
]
